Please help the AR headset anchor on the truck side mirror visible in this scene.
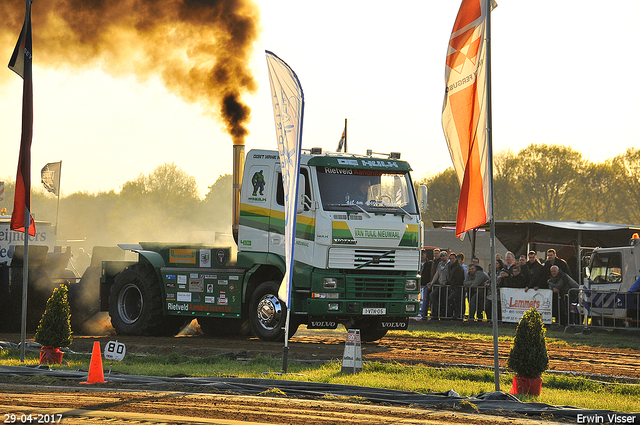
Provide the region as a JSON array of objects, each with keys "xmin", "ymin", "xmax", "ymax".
[
  {"xmin": 417, "ymin": 185, "xmax": 428, "ymax": 213},
  {"xmin": 297, "ymin": 174, "xmax": 306, "ymax": 214}
]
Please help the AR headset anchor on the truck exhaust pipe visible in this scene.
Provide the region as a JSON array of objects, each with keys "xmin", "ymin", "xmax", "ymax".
[{"xmin": 232, "ymin": 144, "xmax": 245, "ymax": 245}]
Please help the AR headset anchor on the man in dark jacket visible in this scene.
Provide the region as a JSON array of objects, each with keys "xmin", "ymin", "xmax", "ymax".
[
  {"xmin": 446, "ymin": 252, "xmax": 465, "ymax": 319},
  {"xmin": 421, "ymin": 249, "xmax": 432, "ymax": 277},
  {"xmin": 525, "ymin": 251, "xmax": 545, "ymax": 290},
  {"xmin": 464, "ymin": 264, "xmax": 490, "ymax": 321},
  {"xmin": 543, "ymin": 249, "xmax": 572, "ymax": 282},
  {"xmin": 429, "ymin": 250, "xmax": 449, "ymax": 318},
  {"xmin": 414, "ymin": 249, "xmax": 432, "ymax": 320},
  {"xmin": 548, "ymin": 265, "xmax": 578, "ymax": 325},
  {"xmin": 430, "ymin": 248, "xmax": 441, "ymax": 281}
]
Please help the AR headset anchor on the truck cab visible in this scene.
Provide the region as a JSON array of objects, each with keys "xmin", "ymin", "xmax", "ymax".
[
  {"xmin": 237, "ymin": 149, "xmax": 424, "ymax": 340},
  {"xmin": 583, "ymin": 234, "xmax": 640, "ymax": 320}
]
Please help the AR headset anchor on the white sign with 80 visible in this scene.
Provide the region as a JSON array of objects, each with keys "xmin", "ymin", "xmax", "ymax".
[{"xmin": 103, "ymin": 340, "xmax": 126, "ymax": 361}]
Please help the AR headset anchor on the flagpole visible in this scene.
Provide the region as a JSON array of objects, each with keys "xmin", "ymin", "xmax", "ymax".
[
  {"xmin": 15, "ymin": 0, "xmax": 34, "ymax": 363},
  {"xmin": 20, "ymin": 205, "xmax": 29, "ymax": 362},
  {"xmin": 344, "ymin": 118, "xmax": 347, "ymax": 153},
  {"xmin": 485, "ymin": 0, "xmax": 500, "ymax": 392},
  {"xmin": 282, "ymin": 302, "xmax": 291, "ymax": 373}
]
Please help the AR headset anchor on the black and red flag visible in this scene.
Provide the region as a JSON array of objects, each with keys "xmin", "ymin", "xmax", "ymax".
[{"xmin": 8, "ymin": 0, "xmax": 36, "ymax": 236}]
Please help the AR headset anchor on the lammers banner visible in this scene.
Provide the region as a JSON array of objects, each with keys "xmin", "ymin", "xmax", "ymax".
[{"xmin": 501, "ymin": 288, "xmax": 553, "ymax": 324}]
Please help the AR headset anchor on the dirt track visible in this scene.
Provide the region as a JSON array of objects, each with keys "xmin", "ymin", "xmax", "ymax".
[{"xmin": 0, "ymin": 387, "xmax": 552, "ymax": 425}]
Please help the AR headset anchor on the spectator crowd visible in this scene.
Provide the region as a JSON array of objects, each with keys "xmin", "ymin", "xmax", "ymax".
[{"xmin": 414, "ymin": 247, "xmax": 579, "ymax": 325}]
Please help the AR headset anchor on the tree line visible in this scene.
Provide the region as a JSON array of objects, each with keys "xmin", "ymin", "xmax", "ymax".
[
  {"xmin": 1, "ymin": 163, "xmax": 233, "ymax": 250},
  {"xmin": 1, "ymin": 144, "xmax": 638, "ymax": 251},
  {"xmin": 417, "ymin": 144, "xmax": 640, "ymax": 227}
]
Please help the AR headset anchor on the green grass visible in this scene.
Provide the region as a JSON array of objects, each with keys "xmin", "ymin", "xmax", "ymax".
[{"xmin": 2, "ymin": 347, "xmax": 639, "ymax": 414}]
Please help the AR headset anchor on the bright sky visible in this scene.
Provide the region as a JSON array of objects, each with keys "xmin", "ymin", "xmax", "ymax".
[{"xmin": 1, "ymin": 1, "xmax": 639, "ymax": 199}]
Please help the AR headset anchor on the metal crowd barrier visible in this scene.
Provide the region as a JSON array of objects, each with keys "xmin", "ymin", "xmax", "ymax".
[
  {"xmin": 420, "ymin": 284, "xmax": 455, "ymax": 320},
  {"xmin": 569, "ymin": 287, "xmax": 640, "ymax": 330},
  {"xmin": 422, "ymin": 284, "xmax": 495, "ymax": 321},
  {"xmin": 420, "ymin": 285, "xmax": 640, "ymax": 329}
]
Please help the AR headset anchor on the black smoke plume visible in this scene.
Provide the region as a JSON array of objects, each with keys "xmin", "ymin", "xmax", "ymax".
[{"xmin": 1, "ymin": 0, "xmax": 259, "ymax": 144}]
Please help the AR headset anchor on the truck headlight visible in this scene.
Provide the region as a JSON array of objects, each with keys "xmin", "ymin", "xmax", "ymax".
[
  {"xmin": 328, "ymin": 302, "xmax": 340, "ymax": 311},
  {"xmin": 406, "ymin": 304, "xmax": 416, "ymax": 312},
  {"xmin": 323, "ymin": 278, "xmax": 338, "ymax": 289},
  {"xmin": 405, "ymin": 279, "xmax": 418, "ymax": 291},
  {"xmin": 312, "ymin": 292, "xmax": 339, "ymax": 299}
]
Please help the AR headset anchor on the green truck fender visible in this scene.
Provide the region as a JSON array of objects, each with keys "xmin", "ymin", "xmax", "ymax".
[
  {"xmin": 239, "ymin": 252, "xmax": 286, "ymax": 303},
  {"xmin": 134, "ymin": 250, "xmax": 166, "ymax": 270}
]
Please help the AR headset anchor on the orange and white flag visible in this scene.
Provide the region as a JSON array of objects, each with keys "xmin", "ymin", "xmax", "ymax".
[{"xmin": 442, "ymin": 0, "xmax": 494, "ymax": 238}]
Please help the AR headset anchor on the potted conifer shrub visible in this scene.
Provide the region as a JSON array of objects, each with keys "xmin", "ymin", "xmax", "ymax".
[
  {"xmin": 34, "ymin": 284, "xmax": 73, "ymax": 365},
  {"xmin": 507, "ymin": 307, "xmax": 549, "ymax": 396}
]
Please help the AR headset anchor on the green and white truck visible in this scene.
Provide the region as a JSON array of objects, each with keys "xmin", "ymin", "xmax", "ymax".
[{"xmin": 99, "ymin": 147, "xmax": 427, "ymax": 341}]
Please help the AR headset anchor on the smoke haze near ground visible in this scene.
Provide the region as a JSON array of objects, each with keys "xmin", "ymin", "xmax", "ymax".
[
  {"xmin": 4, "ymin": 169, "xmax": 234, "ymax": 260},
  {"xmin": 1, "ymin": 0, "xmax": 259, "ymax": 144}
]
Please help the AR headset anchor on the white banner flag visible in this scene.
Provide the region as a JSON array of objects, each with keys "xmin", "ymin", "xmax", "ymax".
[
  {"xmin": 41, "ymin": 161, "xmax": 62, "ymax": 196},
  {"xmin": 501, "ymin": 288, "xmax": 553, "ymax": 324},
  {"xmin": 265, "ymin": 50, "xmax": 304, "ymax": 309}
]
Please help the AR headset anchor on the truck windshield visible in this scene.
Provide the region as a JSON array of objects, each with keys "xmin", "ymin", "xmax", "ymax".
[
  {"xmin": 589, "ymin": 252, "xmax": 623, "ymax": 284},
  {"xmin": 316, "ymin": 168, "xmax": 418, "ymax": 214}
]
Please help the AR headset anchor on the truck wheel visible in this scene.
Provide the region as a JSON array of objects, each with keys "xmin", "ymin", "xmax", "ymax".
[
  {"xmin": 109, "ymin": 264, "xmax": 165, "ymax": 336},
  {"xmin": 354, "ymin": 317, "xmax": 388, "ymax": 342},
  {"xmin": 249, "ymin": 281, "xmax": 298, "ymax": 341}
]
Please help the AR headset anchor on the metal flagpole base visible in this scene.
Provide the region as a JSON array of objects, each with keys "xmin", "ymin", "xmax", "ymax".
[{"xmin": 282, "ymin": 346, "xmax": 289, "ymax": 374}]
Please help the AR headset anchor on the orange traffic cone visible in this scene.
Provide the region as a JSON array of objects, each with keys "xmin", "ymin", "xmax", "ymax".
[{"xmin": 81, "ymin": 341, "xmax": 106, "ymax": 384}]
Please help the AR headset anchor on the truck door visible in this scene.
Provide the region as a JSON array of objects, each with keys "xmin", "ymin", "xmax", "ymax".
[
  {"xmin": 270, "ymin": 166, "xmax": 314, "ymax": 265},
  {"xmin": 238, "ymin": 164, "xmax": 272, "ymax": 253}
]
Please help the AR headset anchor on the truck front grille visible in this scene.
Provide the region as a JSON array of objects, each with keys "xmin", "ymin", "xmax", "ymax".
[
  {"xmin": 347, "ymin": 276, "xmax": 401, "ymax": 299},
  {"xmin": 328, "ymin": 248, "xmax": 419, "ymax": 271}
]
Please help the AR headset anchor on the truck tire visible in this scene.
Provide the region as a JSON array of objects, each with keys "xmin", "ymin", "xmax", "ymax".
[
  {"xmin": 249, "ymin": 281, "xmax": 298, "ymax": 341},
  {"xmin": 108, "ymin": 264, "xmax": 167, "ymax": 336},
  {"xmin": 355, "ymin": 317, "xmax": 388, "ymax": 342}
]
